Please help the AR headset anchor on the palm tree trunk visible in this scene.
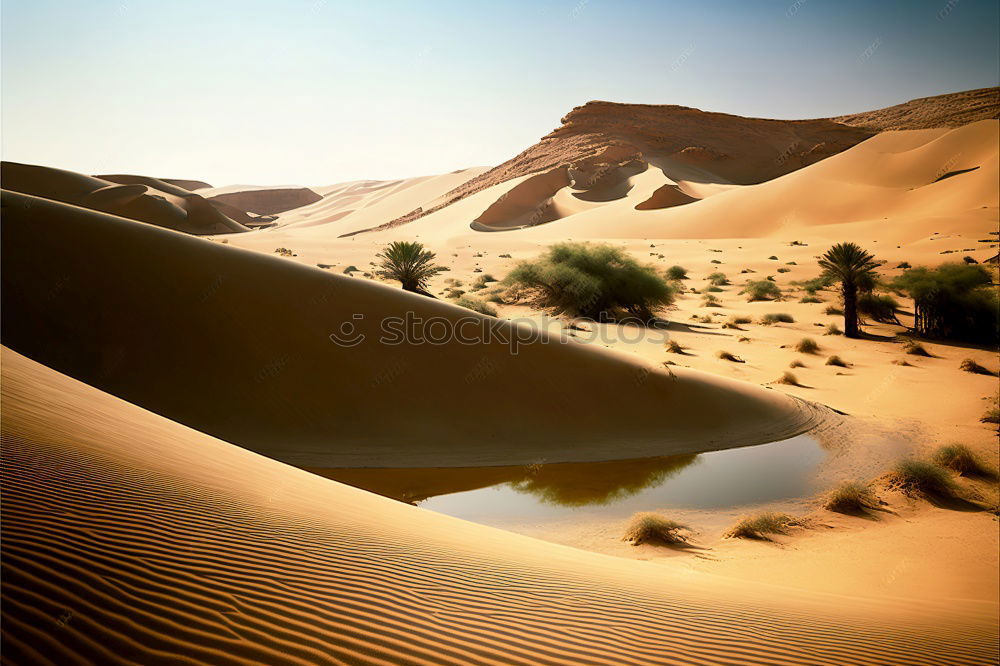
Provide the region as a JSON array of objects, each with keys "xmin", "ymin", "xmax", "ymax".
[{"xmin": 843, "ymin": 282, "xmax": 860, "ymax": 338}]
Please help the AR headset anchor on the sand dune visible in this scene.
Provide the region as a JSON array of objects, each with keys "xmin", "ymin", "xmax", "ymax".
[
  {"xmin": 3, "ymin": 347, "xmax": 996, "ymax": 666},
  {"xmin": 1, "ymin": 189, "xmax": 823, "ymax": 467},
  {"xmin": 1, "ymin": 162, "xmax": 247, "ymax": 235},
  {"xmin": 197, "ymin": 184, "xmax": 324, "ymax": 215}
]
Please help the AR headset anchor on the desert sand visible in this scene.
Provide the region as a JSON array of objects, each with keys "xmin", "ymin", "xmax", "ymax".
[{"xmin": 2, "ymin": 87, "xmax": 998, "ymax": 664}]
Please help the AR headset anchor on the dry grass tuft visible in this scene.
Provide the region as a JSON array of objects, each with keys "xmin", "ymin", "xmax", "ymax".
[
  {"xmin": 716, "ymin": 350, "xmax": 745, "ymax": 363},
  {"xmin": 623, "ymin": 512, "xmax": 690, "ymax": 546},
  {"xmin": 795, "ymin": 337, "xmax": 820, "ymax": 354},
  {"xmin": 825, "ymin": 355, "xmax": 849, "ymax": 367},
  {"xmin": 824, "ymin": 323, "xmax": 843, "ymax": 336},
  {"xmin": 902, "ymin": 341, "xmax": 931, "ymax": 356},
  {"xmin": 776, "ymin": 371, "xmax": 800, "ymax": 386},
  {"xmin": 933, "ymin": 444, "xmax": 993, "ymax": 477},
  {"xmin": 665, "ymin": 340, "xmax": 684, "ymax": 354},
  {"xmin": 884, "ymin": 460, "xmax": 954, "ymax": 497},
  {"xmin": 789, "ymin": 359, "xmax": 806, "ymax": 368},
  {"xmin": 824, "ymin": 481, "xmax": 879, "ymax": 513},
  {"xmin": 960, "ymin": 358, "xmax": 994, "ymax": 375},
  {"xmin": 724, "ymin": 512, "xmax": 795, "ymax": 539}
]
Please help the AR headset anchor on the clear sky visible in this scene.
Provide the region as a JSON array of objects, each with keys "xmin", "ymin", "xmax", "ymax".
[{"xmin": 2, "ymin": 0, "xmax": 997, "ymax": 186}]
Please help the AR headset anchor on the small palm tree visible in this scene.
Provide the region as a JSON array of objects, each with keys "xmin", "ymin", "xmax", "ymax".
[
  {"xmin": 375, "ymin": 241, "xmax": 445, "ymax": 294},
  {"xmin": 818, "ymin": 242, "xmax": 878, "ymax": 338}
]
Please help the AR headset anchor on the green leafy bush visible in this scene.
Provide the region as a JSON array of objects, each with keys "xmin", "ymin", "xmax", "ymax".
[
  {"xmin": 503, "ymin": 243, "xmax": 676, "ymax": 322},
  {"xmin": 892, "ymin": 263, "xmax": 998, "ymax": 341},
  {"xmin": 741, "ymin": 280, "xmax": 782, "ymax": 302},
  {"xmin": 453, "ymin": 296, "xmax": 498, "ymax": 316}
]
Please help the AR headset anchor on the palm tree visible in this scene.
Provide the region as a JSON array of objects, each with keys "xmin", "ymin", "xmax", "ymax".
[
  {"xmin": 818, "ymin": 242, "xmax": 879, "ymax": 338},
  {"xmin": 375, "ymin": 241, "xmax": 445, "ymax": 295}
]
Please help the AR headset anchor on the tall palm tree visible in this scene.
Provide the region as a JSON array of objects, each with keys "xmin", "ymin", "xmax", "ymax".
[
  {"xmin": 818, "ymin": 242, "xmax": 879, "ymax": 338},
  {"xmin": 375, "ymin": 241, "xmax": 445, "ymax": 295}
]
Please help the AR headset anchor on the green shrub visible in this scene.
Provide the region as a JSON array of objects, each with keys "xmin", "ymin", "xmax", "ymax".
[
  {"xmin": 702, "ymin": 294, "xmax": 722, "ymax": 307},
  {"xmin": 622, "ymin": 513, "xmax": 689, "ymax": 545},
  {"xmin": 795, "ymin": 338, "xmax": 820, "ymax": 354},
  {"xmin": 858, "ymin": 293, "xmax": 900, "ymax": 323},
  {"xmin": 824, "ymin": 482, "xmax": 879, "ymax": 513},
  {"xmin": 453, "ymin": 296, "xmax": 498, "ymax": 316},
  {"xmin": 706, "ymin": 285, "xmax": 724, "ymax": 293},
  {"xmin": 666, "ymin": 265, "xmax": 688, "ymax": 280},
  {"xmin": 742, "ymin": 280, "xmax": 782, "ymax": 302},
  {"xmin": 892, "ymin": 263, "xmax": 998, "ymax": 342},
  {"xmin": 885, "ymin": 460, "xmax": 954, "ymax": 496},
  {"xmin": 724, "ymin": 512, "xmax": 794, "ymax": 539},
  {"xmin": 933, "ymin": 444, "xmax": 992, "ymax": 477},
  {"xmin": 761, "ymin": 313, "xmax": 794, "ymax": 324},
  {"xmin": 504, "ymin": 243, "xmax": 676, "ymax": 321},
  {"xmin": 800, "ymin": 295, "xmax": 823, "ymax": 303},
  {"xmin": 707, "ymin": 272, "xmax": 729, "ymax": 286}
]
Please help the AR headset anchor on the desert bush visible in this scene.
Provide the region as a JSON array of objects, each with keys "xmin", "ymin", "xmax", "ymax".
[
  {"xmin": 824, "ymin": 481, "xmax": 879, "ymax": 513},
  {"xmin": 729, "ymin": 315, "xmax": 753, "ymax": 325},
  {"xmin": 707, "ymin": 272, "xmax": 729, "ymax": 286},
  {"xmin": 445, "ymin": 288, "xmax": 466, "ymax": 299},
  {"xmin": 789, "ymin": 359, "xmax": 806, "ymax": 368},
  {"xmin": 706, "ymin": 285, "xmax": 724, "ymax": 293},
  {"xmin": 504, "ymin": 243, "xmax": 676, "ymax": 322},
  {"xmin": 724, "ymin": 512, "xmax": 794, "ymax": 539},
  {"xmin": 960, "ymin": 358, "xmax": 994, "ymax": 375},
  {"xmin": 825, "ymin": 355, "xmax": 848, "ymax": 367},
  {"xmin": 858, "ymin": 293, "xmax": 901, "ymax": 323},
  {"xmin": 485, "ymin": 292, "xmax": 504, "ymax": 304},
  {"xmin": 760, "ymin": 313, "xmax": 794, "ymax": 325},
  {"xmin": 666, "ymin": 340, "xmax": 684, "ymax": 353},
  {"xmin": 902, "ymin": 341, "xmax": 931, "ymax": 356},
  {"xmin": 499, "ymin": 253, "xmax": 512, "ymax": 258},
  {"xmin": 896, "ymin": 261, "xmax": 911, "ymax": 269},
  {"xmin": 343, "ymin": 265, "xmax": 359, "ymax": 274},
  {"xmin": 716, "ymin": 350, "xmax": 744, "ymax": 362},
  {"xmin": 702, "ymin": 294, "xmax": 722, "ymax": 307},
  {"xmin": 777, "ymin": 371, "xmax": 800, "ymax": 386},
  {"xmin": 666, "ymin": 265, "xmax": 688, "ymax": 280},
  {"xmin": 963, "ymin": 256, "xmax": 978, "ymax": 264},
  {"xmin": 768, "ymin": 255, "xmax": 778, "ymax": 260},
  {"xmin": 710, "ymin": 259, "xmax": 722, "ymax": 264},
  {"xmin": 933, "ymin": 444, "xmax": 992, "ymax": 477},
  {"xmin": 885, "ymin": 460, "xmax": 954, "ymax": 496},
  {"xmin": 800, "ymin": 295, "xmax": 823, "ymax": 303},
  {"xmin": 825, "ymin": 323, "xmax": 843, "ymax": 336},
  {"xmin": 622, "ymin": 513, "xmax": 689, "ymax": 545},
  {"xmin": 453, "ymin": 296, "xmax": 498, "ymax": 316},
  {"xmin": 892, "ymin": 263, "xmax": 998, "ymax": 342},
  {"xmin": 982, "ymin": 405, "xmax": 1000, "ymax": 424},
  {"xmin": 824, "ymin": 305, "xmax": 844, "ymax": 316},
  {"xmin": 777, "ymin": 267, "xmax": 791, "ymax": 273},
  {"xmin": 742, "ymin": 280, "xmax": 782, "ymax": 301},
  {"xmin": 376, "ymin": 241, "xmax": 447, "ymax": 293},
  {"xmin": 795, "ymin": 338, "xmax": 820, "ymax": 354}
]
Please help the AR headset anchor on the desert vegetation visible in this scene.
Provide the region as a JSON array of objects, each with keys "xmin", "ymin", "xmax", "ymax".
[
  {"xmin": 453, "ymin": 296, "xmax": 498, "ymax": 316},
  {"xmin": 885, "ymin": 460, "xmax": 954, "ymax": 497},
  {"xmin": 741, "ymin": 280, "xmax": 782, "ymax": 302},
  {"xmin": 376, "ymin": 241, "xmax": 447, "ymax": 294},
  {"xmin": 824, "ymin": 481, "xmax": 879, "ymax": 513},
  {"xmin": 666, "ymin": 265, "xmax": 688, "ymax": 280},
  {"xmin": 892, "ymin": 263, "xmax": 998, "ymax": 341},
  {"xmin": 825, "ymin": 355, "xmax": 849, "ymax": 367},
  {"xmin": 760, "ymin": 313, "xmax": 794, "ymax": 324},
  {"xmin": 818, "ymin": 242, "xmax": 879, "ymax": 338},
  {"xmin": 933, "ymin": 444, "xmax": 993, "ymax": 477},
  {"xmin": 622, "ymin": 512, "xmax": 690, "ymax": 546},
  {"xmin": 504, "ymin": 243, "xmax": 676, "ymax": 322},
  {"xmin": 795, "ymin": 338, "xmax": 820, "ymax": 354},
  {"xmin": 724, "ymin": 512, "xmax": 795, "ymax": 539}
]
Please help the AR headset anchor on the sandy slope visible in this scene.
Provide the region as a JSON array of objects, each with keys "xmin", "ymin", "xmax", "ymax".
[
  {"xmin": 2, "ymin": 347, "xmax": 996, "ymax": 666},
  {"xmin": 1, "ymin": 189, "xmax": 823, "ymax": 467}
]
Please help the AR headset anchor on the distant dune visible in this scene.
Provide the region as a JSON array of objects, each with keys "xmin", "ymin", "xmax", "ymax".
[
  {"xmin": 353, "ymin": 87, "xmax": 998, "ymax": 234},
  {"xmin": 1, "ymin": 162, "xmax": 247, "ymax": 235},
  {"xmin": 199, "ymin": 185, "xmax": 324, "ymax": 215}
]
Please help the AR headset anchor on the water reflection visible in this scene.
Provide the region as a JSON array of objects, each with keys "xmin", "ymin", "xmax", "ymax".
[
  {"xmin": 307, "ymin": 453, "xmax": 698, "ymax": 506},
  {"xmin": 307, "ymin": 434, "xmax": 826, "ymax": 522}
]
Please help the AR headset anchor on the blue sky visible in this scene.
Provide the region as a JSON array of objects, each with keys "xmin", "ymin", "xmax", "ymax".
[{"xmin": 2, "ymin": 0, "xmax": 997, "ymax": 185}]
